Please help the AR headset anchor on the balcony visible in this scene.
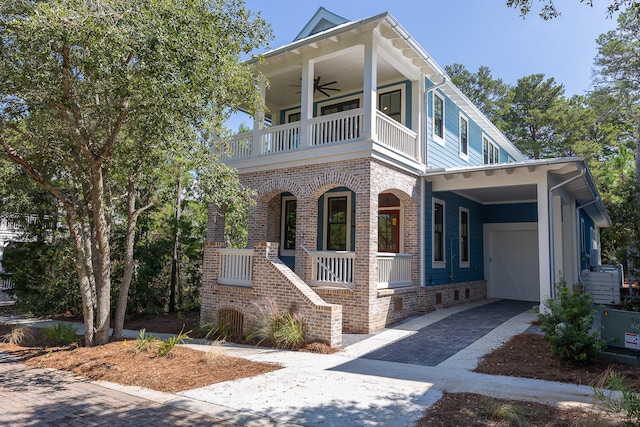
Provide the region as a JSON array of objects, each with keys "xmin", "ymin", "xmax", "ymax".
[{"xmin": 220, "ymin": 109, "xmax": 421, "ymax": 170}]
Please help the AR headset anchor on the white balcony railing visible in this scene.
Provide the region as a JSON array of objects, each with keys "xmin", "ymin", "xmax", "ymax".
[
  {"xmin": 218, "ymin": 249, "xmax": 254, "ymax": 287},
  {"xmin": 310, "ymin": 250, "xmax": 355, "ymax": 289},
  {"xmin": 263, "ymin": 122, "xmax": 301, "ymax": 154},
  {"xmin": 221, "ymin": 109, "xmax": 418, "ymax": 162},
  {"xmin": 310, "ymin": 109, "xmax": 363, "ymax": 146},
  {"xmin": 1, "ymin": 273, "xmax": 12, "ymax": 291},
  {"xmin": 375, "ymin": 111, "xmax": 418, "ymax": 159},
  {"xmin": 377, "ymin": 253, "xmax": 412, "ymax": 289}
]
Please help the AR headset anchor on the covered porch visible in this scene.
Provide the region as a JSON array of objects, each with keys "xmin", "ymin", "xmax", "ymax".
[{"xmin": 424, "ymin": 158, "xmax": 611, "ymax": 303}]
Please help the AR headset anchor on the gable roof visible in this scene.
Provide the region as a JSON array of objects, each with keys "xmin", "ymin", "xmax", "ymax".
[{"xmin": 293, "ymin": 7, "xmax": 349, "ymax": 41}]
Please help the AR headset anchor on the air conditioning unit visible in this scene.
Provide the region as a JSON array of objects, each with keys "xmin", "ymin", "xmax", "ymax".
[{"xmin": 589, "ymin": 249, "xmax": 600, "ymax": 271}]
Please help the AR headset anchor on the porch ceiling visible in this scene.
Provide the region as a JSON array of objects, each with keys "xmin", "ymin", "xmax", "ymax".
[
  {"xmin": 425, "ymin": 158, "xmax": 611, "ymax": 227},
  {"xmin": 264, "ymin": 45, "xmax": 409, "ymax": 112}
]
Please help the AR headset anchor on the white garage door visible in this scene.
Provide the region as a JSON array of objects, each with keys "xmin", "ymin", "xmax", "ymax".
[{"xmin": 486, "ymin": 226, "xmax": 539, "ymax": 302}]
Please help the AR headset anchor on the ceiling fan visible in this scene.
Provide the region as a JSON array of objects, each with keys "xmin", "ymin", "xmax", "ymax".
[{"xmin": 291, "ymin": 76, "xmax": 341, "ymax": 97}]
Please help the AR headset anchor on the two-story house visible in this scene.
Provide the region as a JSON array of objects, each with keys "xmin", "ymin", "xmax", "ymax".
[{"xmin": 201, "ymin": 7, "xmax": 611, "ymax": 347}]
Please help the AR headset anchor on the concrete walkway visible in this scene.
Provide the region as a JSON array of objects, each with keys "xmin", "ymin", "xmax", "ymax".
[{"xmin": 0, "ymin": 299, "xmax": 599, "ymax": 427}]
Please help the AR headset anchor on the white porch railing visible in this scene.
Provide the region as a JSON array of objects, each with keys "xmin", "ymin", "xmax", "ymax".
[
  {"xmin": 221, "ymin": 133, "xmax": 252, "ymax": 161},
  {"xmin": 218, "ymin": 249, "xmax": 254, "ymax": 287},
  {"xmin": 1, "ymin": 274, "xmax": 12, "ymax": 291},
  {"xmin": 310, "ymin": 109, "xmax": 363, "ymax": 146},
  {"xmin": 377, "ymin": 253, "xmax": 412, "ymax": 289},
  {"xmin": 310, "ymin": 250, "xmax": 355, "ymax": 289},
  {"xmin": 375, "ymin": 111, "xmax": 418, "ymax": 160},
  {"xmin": 221, "ymin": 108, "xmax": 419, "ymax": 162},
  {"xmin": 263, "ymin": 122, "xmax": 301, "ymax": 154}
]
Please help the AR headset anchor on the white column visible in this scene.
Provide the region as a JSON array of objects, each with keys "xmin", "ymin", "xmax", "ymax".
[
  {"xmin": 252, "ymin": 81, "xmax": 266, "ymax": 156},
  {"xmin": 299, "ymin": 60, "xmax": 314, "ymax": 149},
  {"xmin": 415, "ymin": 77, "xmax": 424, "ymax": 163},
  {"xmin": 363, "ymin": 36, "xmax": 377, "ymax": 141},
  {"xmin": 537, "ymin": 177, "xmax": 552, "ymax": 305}
]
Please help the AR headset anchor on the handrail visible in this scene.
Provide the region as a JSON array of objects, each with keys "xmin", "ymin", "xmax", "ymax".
[{"xmin": 299, "ymin": 244, "xmax": 353, "ymax": 292}]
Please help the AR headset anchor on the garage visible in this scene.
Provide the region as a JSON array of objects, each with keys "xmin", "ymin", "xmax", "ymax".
[{"xmin": 484, "ymin": 223, "xmax": 540, "ymax": 302}]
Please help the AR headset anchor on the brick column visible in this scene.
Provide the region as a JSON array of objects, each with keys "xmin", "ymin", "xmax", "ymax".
[
  {"xmin": 200, "ymin": 241, "xmax": 225, "ymax": 325},
  {"xmin": 353, "ymin": 184, "xmax": 378, "ymax": 333},
  {"xmin": 295, "ymin": 195, "xmax": 316, "ymax": 284}
]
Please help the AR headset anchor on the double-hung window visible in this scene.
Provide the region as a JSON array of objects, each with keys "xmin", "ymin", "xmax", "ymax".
[
  {"xmin": 433, "ymin": 199, "xmax": 445, "ymax": 268},
  {"xmin": 459, "ymin": 114, "xmax": 469, "ymax": 159},
  {"xmin": 459, "ymin": 207, "xmax": 470, "ymax": 268},
  {"xmin": 483, "ymin": 136, "xmax": 499, "ymax": 164},
  {"xmin": 379, "ymin": 90, "xmax": 402, "ymax": 123},
  {"xmin": 433, "ymin": 93, "xmax": 444, "ymax": 144}
]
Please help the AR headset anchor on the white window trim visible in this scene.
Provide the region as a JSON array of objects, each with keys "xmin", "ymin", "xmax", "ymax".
[
  {"xmin": 459, "ymin": 207, "xmax": 470, "ymax": 268},
  {"xmin": 322, "ymin": 191, "xmax": 352, "ymax": 251},
  {"xmin": 317, "ymin": 95, "xmax": 362, "ymax": 115},
  {"xmin": 280, "ymin": 195, "xmax": 297, "ymax": 257},
  {"xmin": 378, "ymin": 197, "xmax": 405, "ymax": 253},
  {"xmin": 482, "ymin": 134, "xmax": 499, "ymax": 165},
  {"xmin": 432, "ymin": 92, "xmax": 445, "ymax": 146},
  {"xmin": 459, "ymin": 113, "xmax": 469, "ymax": 161},
  {"xmin": 432, "ymin": 197, "xmax": 446, "ymax": 269}
]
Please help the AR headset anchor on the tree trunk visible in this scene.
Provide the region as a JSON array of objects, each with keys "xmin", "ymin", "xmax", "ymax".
[
  {"xmin": 113, "ymin": 177, "xmax": 150, "ymax": 338},
  {"xmin": 169, "ymin": 173, "xmax": 182, "ymax": 313},
  {"xmin": 67, "ymin": 210, "xmax": 96, "ymax": 346},
  {"xmin": 89, "ymin": 163, "xmax": 112, "ymax": 345}
]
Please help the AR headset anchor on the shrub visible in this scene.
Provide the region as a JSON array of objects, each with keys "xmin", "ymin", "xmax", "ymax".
[
  {"xmin": 0, "ymin": 326, "xmax": 34, "ymax": 346},
  {"xmin": 248, "ymin": 299, "xmax": 306, "ymax": 349},
  {"xmin": 156, "ymin": 328, "xmax": 191, "ymax": 357},
  {"xmin": 134, "ymin": 328, "xmax": 157, "ymax": 353},
  {"xmin": 535, "ymin": 279, "xmax": 604, "ymax": 363},
  {"xmin": 42, "ymin": 322, "xmax": 78, "ymax": 345}
]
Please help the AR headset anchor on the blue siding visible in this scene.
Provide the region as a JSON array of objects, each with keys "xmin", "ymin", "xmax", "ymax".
[
  {"xmin": 425, "ymin": 77, "xmax": 509, "ymax": 168},
  {"xmin": 578, "ymin": 205, "xmax": 596, "ymax": 270},
  {"xmin": 482, "ymin": 203, "xmax": 538, "ymax": 223},
  {"xmin": 423, "ymin": 182, "xmax": 485, "ymax": 286}
]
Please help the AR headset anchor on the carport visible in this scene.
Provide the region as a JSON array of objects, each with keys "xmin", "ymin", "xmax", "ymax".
[{"xmin": 424, "ymin": 158, "xmax": 611, "ymax": 303}]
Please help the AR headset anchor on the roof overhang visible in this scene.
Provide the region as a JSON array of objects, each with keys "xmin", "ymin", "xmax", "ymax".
[{"xmin": 424, "ymin": 158, "xmax": 611, "ymax": 228}]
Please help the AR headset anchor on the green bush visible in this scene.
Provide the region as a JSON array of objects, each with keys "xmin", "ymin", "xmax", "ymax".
[
  {"xmin": 43, "ymin": 322, "xmax": 78, "ymax": 345},
  {"xmin": 156, "ymin": 328, "xmax": 191, "ymax": 357},
  {"xmin": 248, "ymin": 299, "xmax": 306, "ymax": 350},
  {"xmin": 535, "ymin": 279, "xmax": 604, "ymax": 364}
]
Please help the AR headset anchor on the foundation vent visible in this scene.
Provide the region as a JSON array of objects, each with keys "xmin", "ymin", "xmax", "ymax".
[{"xmin": 217, "ymin": 308, "xmax": 244, "ymax": 338}]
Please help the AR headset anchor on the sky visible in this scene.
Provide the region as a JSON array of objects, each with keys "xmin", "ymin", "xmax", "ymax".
[{"xmin": 231, "ymin": 0, "xmax": 622, "ymax": 128}]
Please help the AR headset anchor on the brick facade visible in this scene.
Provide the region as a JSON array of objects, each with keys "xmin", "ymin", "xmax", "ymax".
[{"xmin": 201, "ymin": 157, "xmax": 488, "ymax": 346}]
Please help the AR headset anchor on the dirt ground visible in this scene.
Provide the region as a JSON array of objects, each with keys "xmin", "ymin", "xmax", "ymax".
[{"xmin": 1, "ymin": 309, "xmax": 639, "ymax": 425}]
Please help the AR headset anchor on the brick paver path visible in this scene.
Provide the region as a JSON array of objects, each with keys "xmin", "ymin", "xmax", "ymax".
[
  {"xmin": 0, "ymin": 353, "xmax": 236, "ymax": 426},
  {"xmin": 360, "ymin": 299, "xmax": 534, "ymax": 366}
]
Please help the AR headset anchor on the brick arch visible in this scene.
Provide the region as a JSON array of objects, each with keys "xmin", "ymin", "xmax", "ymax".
[
  {"xmin": 377, "ymin": 187, "xmax": 418, "ymax": 207},
  {"xmin": 305, "ymin": 171, "xmax": 364, "ymax": 199},
  {"xmin": 255, "ymin": 178, "xmax": 304, "ymax": 201}
]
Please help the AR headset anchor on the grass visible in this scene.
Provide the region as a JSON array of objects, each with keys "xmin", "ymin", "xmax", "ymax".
[{"xmin": 0, "ymin": 325, "xmax": 34, "ymax": 345}]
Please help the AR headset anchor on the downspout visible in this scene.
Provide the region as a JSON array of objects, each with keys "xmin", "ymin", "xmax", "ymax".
[
  {"xmin": 547, "ymin": 168, "xmax": 586, "ymax": 298},
  {"xmin": 420, "ymin": 76, "xmax": 446, "ymax": 292}
]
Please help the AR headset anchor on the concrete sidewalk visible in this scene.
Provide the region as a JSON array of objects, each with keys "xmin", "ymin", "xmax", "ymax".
[{"xmin": 0, "ymin": 300, "xmax": 599, "ymax": 427}]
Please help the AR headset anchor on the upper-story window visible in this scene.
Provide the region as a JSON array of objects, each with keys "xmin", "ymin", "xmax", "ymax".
[
  {"xmin": 288, "ymin": 112, "xmax": 301, "ymax": 123},
  {"xmin": 433, "ymin": 93, "xmax": 444, "ymax": 144},
  {"xmin": 321, "ymin": 99, "xmax": 360, "ymax": 115},
  {"xmin": 459, "ymin": 114, "xmax": 469, "ymax": 159},
  {"xmin": 483, "ymin": 136, "xmax": 499, "ymax": 164},
  {"xmin": 379, "ymin": 90, "xmax": 401, "ymax": 123}
]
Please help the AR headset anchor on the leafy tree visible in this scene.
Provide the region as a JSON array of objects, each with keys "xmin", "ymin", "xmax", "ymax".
[
  {"xmin": 592, "ymin": 4, "xmax": 640, "ymax": 273},
  {"xmin": 0, "ymin": 0, "xmax": 270, "ymax": 345},
  {"xmin": 506, "ymin": 0, "xmax": 635, "ymax": 19},
  {"xmin": 446, "ymin": 64, "xmax": 511, "ymax": 125},
  {"xmin": 502, "ymin": 74, "xmax": 566, "ymax": 159}
]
